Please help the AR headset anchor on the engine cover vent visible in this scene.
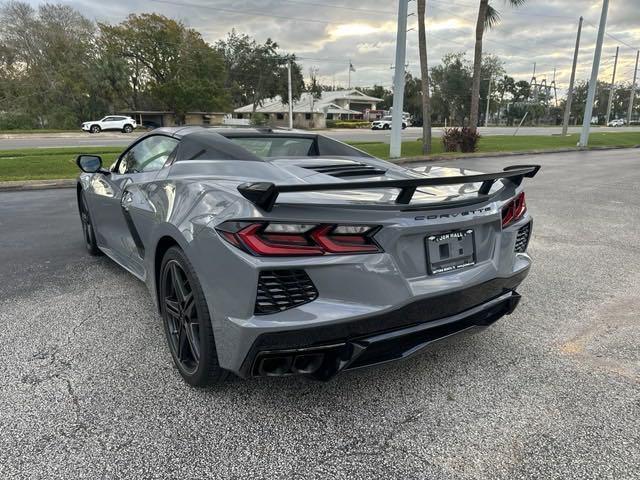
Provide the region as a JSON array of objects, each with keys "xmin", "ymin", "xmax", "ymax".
[{"xmin": 304, "ymin": 161, "xmax": 387, "ymax": 178}]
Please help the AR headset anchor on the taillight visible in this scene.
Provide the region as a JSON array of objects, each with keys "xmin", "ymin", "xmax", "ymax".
[
  {"xmin": 216, "ymin": 222, "xmax": 382, "ymax": 256},
  {"xmin": 502, "ymin": 192, "xmax": 527, "ymax": 228}
]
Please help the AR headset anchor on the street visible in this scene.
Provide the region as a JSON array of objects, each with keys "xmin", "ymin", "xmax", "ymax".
[
  {"xmin": 2, "ymin": 125, "xmax": 640, "ymax": 150},
  {"xmin": 0, "ymin": 149, "xmax": 638, "ymax": 478}
]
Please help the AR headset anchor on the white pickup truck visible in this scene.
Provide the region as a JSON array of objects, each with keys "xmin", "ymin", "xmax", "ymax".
[{"xmin": 81, "ymin": 116, "xmax": 137, "ymax": 134}]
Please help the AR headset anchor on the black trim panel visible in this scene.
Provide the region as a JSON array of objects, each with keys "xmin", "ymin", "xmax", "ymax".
[{"xmin": 239, "ymin": 268, "xmax": 529, "ymax": 376}]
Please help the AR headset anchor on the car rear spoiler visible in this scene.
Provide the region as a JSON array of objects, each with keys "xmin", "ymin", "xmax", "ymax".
[{"xmin": 237, "ymin": 164, "xmax": 541, "ymax": 212}]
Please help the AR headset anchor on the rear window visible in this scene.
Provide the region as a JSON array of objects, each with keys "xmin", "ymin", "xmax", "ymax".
[
  {"xmin": 226, "ymin": 135, "xmax": 372, "ymax": 159},
  {"xmin": 229, "ymin": 137, "xmax": 315, "ymax": 157}
]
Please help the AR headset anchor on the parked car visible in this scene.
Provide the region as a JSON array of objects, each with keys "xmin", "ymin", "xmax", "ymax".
[
  {"xmin": 371, "ymin": 115, "xmax": 407, "ymax": 130},
  {"xmin": 607, "ymin": 118, "xmax": 625, "ymax": 127},
  {"xmin": 81, "ymin": 116, "xmax": 137, "ymax": 134},
  {"xmin": 75, "ymin": 126, "xmax": 539, "ymax": 386}
]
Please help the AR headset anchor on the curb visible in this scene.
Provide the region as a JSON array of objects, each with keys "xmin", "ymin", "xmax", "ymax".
[
  {"xmin": 0, "ymin": 179, "xmax": 76, "ymax": 192},
  {"xmin": 1, "ymin": 145, "xmax": 638, "ymax": 192}
]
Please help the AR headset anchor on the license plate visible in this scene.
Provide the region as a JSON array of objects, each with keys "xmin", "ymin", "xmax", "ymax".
[{"xmin": 426, "ymin": 230, "xmax": 476, "ymax": 275}]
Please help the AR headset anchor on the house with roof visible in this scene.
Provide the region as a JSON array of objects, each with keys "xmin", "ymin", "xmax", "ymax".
[{"xmin": 233, "ymin": 89, "xmax": 382, "ymax": 129}]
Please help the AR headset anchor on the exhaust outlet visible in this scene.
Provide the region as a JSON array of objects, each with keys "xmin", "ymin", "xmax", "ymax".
[
  {"xmin": 292, "ymin": 354, "xmax": 324, "ymax": 375},
  {"xmin": 258, "ymin": 356, "xmax": 293, "ymax": 376}
]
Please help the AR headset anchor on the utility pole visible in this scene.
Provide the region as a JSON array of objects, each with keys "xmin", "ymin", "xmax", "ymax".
[
  {"xmin": 563, "ymin": 16, "xmax": 583, "ymax": 136},
  {"xmin": 348, "ymin": 59, "xmax": 351, "ymax": 89},
  {"xmin": 485, "ymin": 77, "xmax": 492, "ymax": 126},
  {"xmin": 390, "ymin": 0, "xmax": 409, "ymax": 159},
  {"xmin": 287, "ymin": 60, "xmax": 293, "ymax": 129},
  {"xmin": 605, "ymin": 46, "xmax": 620, "ymax": 124},
  {"xmin": 580, "ymin": 0, "xmax": 609, "ymax": 147},
  {"xmin": 627, "ymin": 50, "xmax": 639, "ymax": 126}
]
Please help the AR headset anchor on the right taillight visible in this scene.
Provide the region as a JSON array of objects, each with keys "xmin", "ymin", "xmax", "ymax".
[
  {"xmin": 502, "ymin": 192, "xmax": 526, "ymax": 228},
  {"xmin": 216, "ymin": 222, "xmax": 382, "ymax": 256}
]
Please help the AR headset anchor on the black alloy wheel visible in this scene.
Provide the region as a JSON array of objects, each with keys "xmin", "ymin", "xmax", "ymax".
[
  {"xmin": 79, "ymin": 192, "xmax": 101, "ymax": 256},
  {"xmin": 159, "ymin": 247, "xmax": 226, "ymax": 386},
  {"xmin": 162, "ymin": 260, "xmax": 201, "ymax": 375}
]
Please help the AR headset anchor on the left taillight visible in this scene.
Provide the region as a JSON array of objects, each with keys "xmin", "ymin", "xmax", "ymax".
[
  {"xmin": 216, "ymin": 222, "xmax": 382, "ymax": 256},
  {"xmin": 502, "ymin": 192, "xmax": 527, "ymax": 228}
]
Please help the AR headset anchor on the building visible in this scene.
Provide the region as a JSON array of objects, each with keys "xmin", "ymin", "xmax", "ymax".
[
  {"xmin": 117, "ymin": 111, "xmax": 228, "ymax": 129},
  {"xmin": 233, "ymin": 89, "xmax": 383, "ymax": 129}
]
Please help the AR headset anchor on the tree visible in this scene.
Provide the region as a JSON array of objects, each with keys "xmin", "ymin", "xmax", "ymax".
[
  {"xmin": 216, "ymin": 31, "xmax": 303, "ymax": 110},
  {"xmin": 417, "ymin": 0, "xmax": 432, "ymax": 154},
  {"xmin": 99, "ymin": 14, "xmax": 230, "ymax": 121},
  {"xmin": 431, "ymin": 53, "xmax": 472, "ymax": 125},
  {"xmin": 469, "ymin": 0, "xmax": 526, "ymax": 132},
  {"xmin": 0, "ymin": 1, "xmax": 96, "ymax": 128}
]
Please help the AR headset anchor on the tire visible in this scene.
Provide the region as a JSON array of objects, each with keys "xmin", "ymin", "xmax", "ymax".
[
  {"xmin": 122, "ymin": 124, "xmax": 134, "ymax": 133},
  {"xmin": 160, "ymin": 246, "xmax": 227, "ymax": 387},
  {"xmin": 402, "ymin": 123, "xmax": 407, "ymax": 130},
  {"xmin": 90, "ymin": 125, "xmax": 101, "ymax": 133},
  {"xmin": 78, "ymin": 191, "xmax": 101, "ymax": 256},
  {"xmin": 383, "ymin": 124, "xmax": 390, "ymax": 130}
]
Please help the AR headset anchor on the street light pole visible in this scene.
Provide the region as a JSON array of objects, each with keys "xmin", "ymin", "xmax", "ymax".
[
  {"xmin": 390, "ymin": 0, "xmax": 409, "ymax": 159},
  {"xmin": 563, "ymin": 16, "xmax": 583, "ymax": 136},
  {"xmin": 605, "ymin": 46, "xmax": 619, "ymax": 125},
  {"xmin": 627, "ymin": 50, "xmax": 639, "ymax": 126},
  {"xmin": 579, "ymin": 0, "xmax": 609, "ymax": 147}
]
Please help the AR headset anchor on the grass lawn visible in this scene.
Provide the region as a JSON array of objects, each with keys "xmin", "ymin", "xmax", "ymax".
[
  {"xmin": 0, "ymin": 147, "xmax": 122, "ymax": 181},
  {"xmin": 0, "ymin": 132, "xmax": 639, "ymax": 182},
  {"xmin": 0, "ymin": 129, "xmax": 83, "ymax": 135},
  {"xmin": 352, "ymin": 132, "xmax": 640, "ymax": 159}
]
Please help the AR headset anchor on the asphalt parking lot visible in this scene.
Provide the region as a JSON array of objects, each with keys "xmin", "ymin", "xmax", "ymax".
[{"xmin": 1, "ymin": 149, "xmax": 639, "ymax": 479}]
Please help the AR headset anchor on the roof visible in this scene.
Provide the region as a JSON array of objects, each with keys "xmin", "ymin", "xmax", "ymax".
[{"xmin": 234, "ymin": 89, "xmax": 381, "ymax": 114}]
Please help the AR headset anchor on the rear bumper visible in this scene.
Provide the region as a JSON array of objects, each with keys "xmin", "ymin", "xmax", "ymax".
[{"xmin": 237, "ymin": 268, "xmax": 528, "ymax": 379}]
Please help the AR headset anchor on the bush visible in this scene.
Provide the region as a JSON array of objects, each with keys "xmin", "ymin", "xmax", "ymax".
[
  {"xmin": 441, "ymin": 127, "xmax": 481, "ymax": 153},
  {"xmin": 251, "ymin": 113, "xmax": 269, "ymax": 127},
  {"xmin": 326, "ymin": 120, "xmax": 371, "ymax": 129}
]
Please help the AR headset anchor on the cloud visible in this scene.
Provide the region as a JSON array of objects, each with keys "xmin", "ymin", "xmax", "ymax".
[{"xmin": 21, "ymin": 0, "xmax": 640, "ymax": 92}]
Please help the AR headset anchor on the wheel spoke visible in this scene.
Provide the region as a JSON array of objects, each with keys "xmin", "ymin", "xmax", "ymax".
[
  {"xmin": 184, "ymin": 322, "xmax": 200, "ymax": 361},
  {"xmin": 164, "ymin": 298, "xmax": 181, "ymax": 318},
  {"xmin": 170, "ymin": 263, "xmax": 188, "ymax": 302},
  {"xmin": 177, "ymin": 324, "xmax": 188, "ymax": 361}
]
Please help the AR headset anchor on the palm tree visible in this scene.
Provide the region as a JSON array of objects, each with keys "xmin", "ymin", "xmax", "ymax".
[
  {"xmin": 417, "ymin": 0, "xmax": 431, "ymax": 154},
  {"xmin": 469, "ymin": 0, "xmax": 526, "ymax": 132}
]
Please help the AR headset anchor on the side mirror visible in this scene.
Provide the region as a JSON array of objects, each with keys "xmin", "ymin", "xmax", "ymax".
[{"xmin": 76, "ymin": 154, "xmax": 104, "ymax": 173}]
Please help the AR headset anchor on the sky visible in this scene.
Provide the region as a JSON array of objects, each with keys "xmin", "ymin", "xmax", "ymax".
[{"xmin": 26, "ymin": 0, "xmax": 640, "ymax": 95}]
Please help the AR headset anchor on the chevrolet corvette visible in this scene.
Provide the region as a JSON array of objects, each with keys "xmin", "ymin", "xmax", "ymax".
[{"xmin": 76, "ymin": 126, "xmax": 539, "ymax": 386}]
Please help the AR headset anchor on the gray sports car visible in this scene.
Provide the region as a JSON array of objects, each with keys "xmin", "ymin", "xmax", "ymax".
[{"xmin": 76, "ymin": 126, "xmax": 539, "ymax": 386}]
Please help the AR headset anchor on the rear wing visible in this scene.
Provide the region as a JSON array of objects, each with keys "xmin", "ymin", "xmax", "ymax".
[{"xmin": 237, "ymin": 164, "xmax": 541, "ymax": 212}]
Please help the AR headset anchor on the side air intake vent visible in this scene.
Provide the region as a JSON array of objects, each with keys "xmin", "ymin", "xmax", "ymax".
[
  {"xmin": 305, "ymin": 162, "xmax": 387, "ymax": 178},
  {"xmin": 255, "ymin": 270, "xmax": 318, "ymax": 315},
  {"xmin": 515, "ymin": 222, "xmax": 532, "ymax": 253}
]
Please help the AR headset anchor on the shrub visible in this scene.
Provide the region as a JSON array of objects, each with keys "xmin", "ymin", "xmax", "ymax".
[
  {"xmin": 441, "ymin": 127, "xmax": 481, "ymax": 153},
  {"xmin": 251, "ymin": 113, "xmax": 269, "ymax": 127},
  {"xmin": 327, "ymin": 120, "xmax": 371, "ymax": 129}
]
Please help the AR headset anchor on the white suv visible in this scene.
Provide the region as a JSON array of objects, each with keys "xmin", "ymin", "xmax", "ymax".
[
  {"xmin": 371, "ymin": 115, "xmax": 407, "ymax": 130},
  {"xmin": 82, "ymin": 116, "xmax": 137, "ymax": 134}
]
